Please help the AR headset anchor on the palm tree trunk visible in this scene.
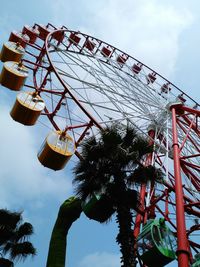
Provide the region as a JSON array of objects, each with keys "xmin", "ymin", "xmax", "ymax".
[
  {"xmin": 116, "ymin": 206, "xmax": 137, "ymax": 267},
  {"xmin": 46, "ymin": 197, "xmax": 81, "ymax": 267}
]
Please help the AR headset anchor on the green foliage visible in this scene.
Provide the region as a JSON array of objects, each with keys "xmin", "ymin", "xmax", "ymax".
[
  {"xmin": 0, "ymin": 210, "xmax": 21, "ymax": 228},
  {"xmin": 0, "ymin": 258, "xmax": 14, "ymax": 267},
  {"xmin": 73, "ymin": 122, "xmax": 163, "ymax": 267},
  {"xmin": 0, "ymin": 209, "xmax": 36, "ymax": 266},
  {"xmin": 128, "ymin": 165, "xmax": 164, "ymax": 184},
  {"xmin": 73, "ymin": 123, "xmax": 162, "ymax": 209}
]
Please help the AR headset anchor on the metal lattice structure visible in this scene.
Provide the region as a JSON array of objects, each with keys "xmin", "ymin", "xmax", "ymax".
[{"xmin": 0, "ymin": 23, "xmax": 200, "ymax": 267}]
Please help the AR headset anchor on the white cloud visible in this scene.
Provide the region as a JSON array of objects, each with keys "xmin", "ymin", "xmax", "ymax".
[
  {"xmin": 0, "ymin": 103, "xmax": 73, "ymax": 208},
  {"xmin": 48, "ymin": 0, "xmax": 193, "ymax": 78},
  {"xmin": 78, "ymin": 252, "xmax": 120, "ymax": 267},
  {"xmin": 84, "ymin": 0, "xmax": 193, "ymax": 77}
]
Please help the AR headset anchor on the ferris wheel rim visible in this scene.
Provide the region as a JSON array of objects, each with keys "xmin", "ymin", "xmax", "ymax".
[
  {"xmin": 40, "ymin": 28, "xmax": 200, "ymax": 146},
  {"xmin": 44, "ymin": 30, "xmax": 102, "ymax": 130},
  {"xmin": 44, "ymin": 28, "xmax": 199, "ymax": 107},
  {"xmin": 42, "ymin": 26, "xmax": 199, "ymax": 211},
  {"xmin": 39, "ymin": 28, "xmax": 199, "ymax": 163}
]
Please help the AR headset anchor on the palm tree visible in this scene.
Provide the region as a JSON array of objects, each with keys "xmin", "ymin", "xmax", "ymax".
[
  {"xmin": 0, "ymin": 209, "xmax": 36, "ymax": 266},
  {"xmin": 46, "ymin": 196, "xmax": 82, "ymax": 267},
  {"xmin": 73, "ymin": 123, "xmax": 163, "ymax": 267}
]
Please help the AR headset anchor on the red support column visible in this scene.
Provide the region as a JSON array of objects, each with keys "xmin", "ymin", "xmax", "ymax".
[
  {"xmin": 171, "ymin": 107, "xmax": 190, "ymax": 267},
  {"xmin": 133, "ymin": 185, "xmax": 146, "ymax": 239},
  {"xmin": 147, "ymin": 129, "xmax": 156, "ymax": 219},
  {"xmin": 133, "ymin": 130, "xmax": 155, "ymax": 237}
]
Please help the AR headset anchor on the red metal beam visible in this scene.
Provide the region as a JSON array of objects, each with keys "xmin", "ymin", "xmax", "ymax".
[
  {"xmin": 155, "ymin": 204, "xmax": 177, "ymax": 230},
  {"xmin": 133, "ymin": 130, "xmax": 156, "ymax": 239},
  {"xmin": 182, "ymin": 114, "xmax": 200, "ymax": 136},
  {"xmin": 181, "ymin": 159, "xmax": 200, "ymax": 171},
  {"xmin": 171, "ymin": 107, "xmax": 190, "ymax": 267},
  {"xmin": 181, "ymin": 153, "xmax": 200, "ymax": 160},
  {"xmin": 189, "ymin": 240, "xmax": 200, "ymax": 250},
  {"xmin": 181, "ymin": 164, "xmax": 200, "ymax": 191},
  {"xmin": 181, "ymin": 106, "xmax": 200, "ymax": 117},
  {"xmin": 177, "ymin": 120, "xmax": 200, "ymax": 153}
]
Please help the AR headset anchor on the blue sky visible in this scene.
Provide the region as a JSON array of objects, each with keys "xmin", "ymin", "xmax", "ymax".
[{"xmin": 0, "ymin": 1, "xmax": 200, "ymax": 266}]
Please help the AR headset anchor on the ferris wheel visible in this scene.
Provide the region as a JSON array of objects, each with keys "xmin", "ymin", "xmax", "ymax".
[{"xmin": 0, "ymin": 23, "xmax": 199, "ymax": 267}]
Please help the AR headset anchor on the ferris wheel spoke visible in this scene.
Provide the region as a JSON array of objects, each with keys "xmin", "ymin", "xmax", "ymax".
[
  {"xmin": 56, "ymin": 60, "xmax": 162, "ymax": 121},
  {"xmin": 59, "ymin": 49, "xmax": 162, "ymax": 114}
]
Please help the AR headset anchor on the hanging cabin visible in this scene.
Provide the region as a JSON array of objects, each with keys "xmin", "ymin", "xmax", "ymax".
[
  {"xmin": 22, "ymin": 25, "xmax": 39, "ymax": 44},
  {"xmin": 10, "ymin": 92, "xmax": 45, "ymax": 125},
  {"xmin": 37, "ymin": 131, "xmax": 75, "ymax": 170},
  {"xmin": 132, "ymin": 63, "xmax": 142, "ymax": 74},
  {"xmin": 37, "ymin": 24, "xmax": 51, "ymax": 40},
  {"xmin": 82, "ymin": 193, "xmax": 115, "ymax": 222},
  {"xmin": 82, "ymin": 188, "xmax": 138, "ymax": 222},
  {"xmin": 68, "ymin": 32, "xmax": 81, "ymax": 46},
  {"xmin": 0, "ymin": 41, "xmax": 25, "ymax": 62},
  {"xmin": 0, "ymin": 61, "xmax": 28, "ymax": 91},
  {"xmin": 9, "ymin": 31, "xmax": 30, "ymax": 48},
  {"xmin": 137, "ymin": 219, "xmax": 177, "ymax": 267}
]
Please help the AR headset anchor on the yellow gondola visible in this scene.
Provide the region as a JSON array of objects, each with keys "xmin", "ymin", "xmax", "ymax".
[
  {"xmin": 10, "ymin": 92, "xmax": 45, "ymax": 125},
  {"xmin": 0, "ymin": 41, "xmax": 24, "ymax": 63},
  {"xmin": 38, "ymin": 131, "xmax": 75, "ymax": 170},
  {"xmin": 0, "ymin": 61, "xmax": 28, "ymax": 91}
]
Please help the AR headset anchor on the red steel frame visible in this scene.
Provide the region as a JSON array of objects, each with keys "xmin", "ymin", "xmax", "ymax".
[
  {"xmin": 3, "ymin": 23, "xmax": 200, "ymax": 267},
  {"xmin": 171, "ymin": 106, "xmax": 190, "ymax": 267},
  {"xmin": 133, "ymin": 103, "xmax": 200, "ymax": 267}
]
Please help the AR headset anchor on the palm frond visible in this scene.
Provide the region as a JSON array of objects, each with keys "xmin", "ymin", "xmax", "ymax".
[
  {"xmin": 101, "ymin": 123, "xmax": 123, "ymax": 147},
  {"xmin": 0, "ymin": 229, "xmax": 14, "ymax": 246},
  {"xmin": 123, "ymin": 189, "xmax": 140, "ymax": 210},
  {"xmin": 122, "ymin": 125, "xmax": 137, "ymax": 148},
  {"xmin": 0, "ymin": 210, "xmax": 36, "ymax": 265},
  {"xmin": 0, "ymin": 210, "xmax": 22, "ymax": 229},
  {"xmin": 74, "ymin": 174, "xmax": 106, "ymax": 200},
  {"xmin": 3, "ymin": 241, "xmax": 12, "ymax": 254},
  {"xmin": 131, "ymin": 137, "xmax": 153, "ymax": 159},
  {"xmin": 80, "ymin": 136, "xmax": 102, "ymax": 161},
  {"xmin": 10, "ymin": 242, "xmax": 36, "ymax": 261},
  {"xmin": 0, "ymin": 258, "xmax": 14, "ymax": 267},
  {"xmin": 129, "ymin": 165, "xmax": 164, "ymax": 184},
  {"xmin": 15, "ymin": 223, "xmax": 34, "ymax": 241}
]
